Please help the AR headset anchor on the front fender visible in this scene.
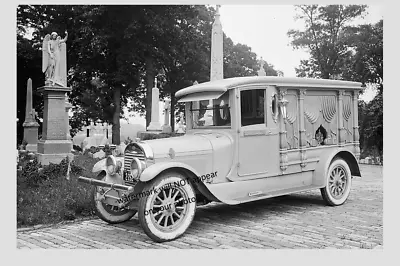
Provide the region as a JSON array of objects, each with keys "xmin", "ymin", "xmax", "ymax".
[
  {"xmin": 140, "ymin": 161, "xmax": 201, "ymax": 182},
  {"xmin": 312, "ymin": 148, "xmax": 360, "ymax": 187},
  {"xmin": 92, "ymin": 158, "xmax": 107, "ymax": 173},
  {"xmin": 92, "ymin": 157, "xmax": 124, "ymax": 173},
  {"xmin": 92, "ymin": 157, "xmax": 125, "ymax": 185}
]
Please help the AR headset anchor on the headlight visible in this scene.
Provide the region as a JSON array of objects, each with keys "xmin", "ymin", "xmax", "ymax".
[
  {"xmin": 106, "ymin": 155, "xmax": 117, "ymax": 175},
  {"xmin": 130, "ymin": 157, "xmax": 143, "ymax": 180}
]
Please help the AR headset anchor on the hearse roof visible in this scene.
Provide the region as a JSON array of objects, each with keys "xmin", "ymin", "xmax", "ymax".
[{"xmin": 175, "ymin": 76, "xmax": 363, "ymax": 99}]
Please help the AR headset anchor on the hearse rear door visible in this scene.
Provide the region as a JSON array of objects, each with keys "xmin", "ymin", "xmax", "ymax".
[{"xmin": 237, "ymin": 85, "xmax": 280, "ymax": 177}]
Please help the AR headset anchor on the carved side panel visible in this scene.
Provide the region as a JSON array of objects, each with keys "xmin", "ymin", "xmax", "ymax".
[
  {"xmin": 342, "ymin": 95, "xmax": 353, "ymax": 143},
  {"xmin": 320, "ymin": 95, "xmax": 338, "ymax": 145},
  {"xmin": 303, "ymin": 95, "xmax": 320, "ymax": 147},
  {"xmin": 303, "ymin": 94, "xmax": 338, "ymax": 147},
  {"xmin": 284, "ymin": 93, "xmax": 299, "ymax": 150}
]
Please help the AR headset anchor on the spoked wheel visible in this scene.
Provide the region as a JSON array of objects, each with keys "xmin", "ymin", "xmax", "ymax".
[
  {"xmin": 138, "ymin": 171, "xmax": 196, "ymax": 242},
  {"xmin": 320, "ymin": 158, "xmax": 352, "ymax": 206},
  {"xmin": 93, "ymin": 174, "xmax": 136, "ymax": 224}
]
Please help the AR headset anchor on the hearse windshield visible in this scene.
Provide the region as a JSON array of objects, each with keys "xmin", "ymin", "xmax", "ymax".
[{"xmin": 190, "ymin": 91, "xmax": 231, "ymax": 128}]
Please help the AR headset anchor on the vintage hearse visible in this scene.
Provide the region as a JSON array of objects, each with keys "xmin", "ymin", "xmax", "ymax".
[{"xmin": 79, "ymin": 76, "xmax": 362, "ymax": 242}]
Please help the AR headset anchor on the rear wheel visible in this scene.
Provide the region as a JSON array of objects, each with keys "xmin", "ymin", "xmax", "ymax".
[
  {"xmin": 138, "ymin": 171, "xmax": 196, "ymax": 242},
  {"xmin": 93, "ymin": 174, "xmax": 136, "ymax": 224},
  {"xmin": 320, "ymin": 158, "xmax": 352, "ymax": 206}
]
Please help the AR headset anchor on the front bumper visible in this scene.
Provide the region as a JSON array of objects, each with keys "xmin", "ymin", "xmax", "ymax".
[
  {"xmin": 78, "ymin": 176, "xmax": 137, "ymax": 208},
  {"xmin": 78, "ymin": 176, "xmax": 134, "ymax": 191}
]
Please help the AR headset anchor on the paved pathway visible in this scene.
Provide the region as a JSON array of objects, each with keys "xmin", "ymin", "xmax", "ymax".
[{"xmin": 17, "ymin": 165, "xmax": 383, "ymax": 249}]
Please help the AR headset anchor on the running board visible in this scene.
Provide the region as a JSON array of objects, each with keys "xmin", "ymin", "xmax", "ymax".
[{"xmin": 206, "ymin": 171, "xmax": 322, "ymax": 205}]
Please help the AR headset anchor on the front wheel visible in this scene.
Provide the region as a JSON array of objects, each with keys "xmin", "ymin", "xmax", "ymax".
[
  {"xmin": 138, "ymin": 171, "xmax": 197, "ymax": 242},
  {"xmin": 93, "ymin": 174, "xmax": 137, "ymax": 224},
  {"xmin": 320, "ymin": 158, "xmax": 352, "ymax": 206}
]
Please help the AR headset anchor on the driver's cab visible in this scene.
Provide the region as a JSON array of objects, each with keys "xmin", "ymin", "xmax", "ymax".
[{"xmin": 178, "ymin": 80, "xmax": 281, "ymax": 181}]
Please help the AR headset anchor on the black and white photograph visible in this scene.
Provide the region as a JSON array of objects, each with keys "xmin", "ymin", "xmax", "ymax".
[{"xmin": 12, "ymin": 1, "xmax": 389, "ymax": 259}]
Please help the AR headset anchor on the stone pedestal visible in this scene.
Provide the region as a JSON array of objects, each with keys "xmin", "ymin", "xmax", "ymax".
[
  {"xmin": 23, "ymin": 121, "xmax": 39, "ymax": 152},
  {"xmin": 147, "ymin": 86, "xmax": 162, "ymax": 131},
  {"xmin": 37, "ymin": 85, "xmax": 74, "ymax": 165}
]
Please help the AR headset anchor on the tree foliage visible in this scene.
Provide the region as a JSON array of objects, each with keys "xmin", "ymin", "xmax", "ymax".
[
  {"xmin": 342, "ymin": 20, "xmax": 383, "ymax": 91},
  {"xmin": 288, "ymin": 5, "xmax": 367, "ymax": 79}
]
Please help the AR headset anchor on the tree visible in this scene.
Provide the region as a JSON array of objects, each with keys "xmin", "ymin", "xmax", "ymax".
[
  {"xmin": 288, "ymin": 5, "xmax": 367, "ymax": 79},
  {"xmin": 344, "ymin": 20, "xmax": 383, "ymax": 160},
  {"xmin": 342, "ymin": 20, "xmax": 383, "ymax": 91},
  {"xmin": 363, "ymin": 92, "xmax": 383, "ymax": 161}
]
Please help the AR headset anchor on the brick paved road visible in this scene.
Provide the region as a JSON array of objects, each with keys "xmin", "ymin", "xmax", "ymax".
[{"xmin": 17, "ymin": 165, "xmax": 383, "ymax": 249}]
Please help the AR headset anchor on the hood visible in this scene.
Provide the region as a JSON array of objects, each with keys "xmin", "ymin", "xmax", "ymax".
[{"xmin": 143, "ymin": 134, "xmax": 213, "ymax": 159}]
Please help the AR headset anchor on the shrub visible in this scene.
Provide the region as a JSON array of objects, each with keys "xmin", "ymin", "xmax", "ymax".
[
  {"xmin": 141, "ymin": 132, "xmax": 184, "ymax": 140},
  {"xmin": 19, "ymin": 157, "xmax": 42, "ymax": 188},
  {"xmin": 17, "ymin": 154, "xmax": 100, "ymax": 227},
  {"xmin": 70, "ymin": 163, "xmax": 84, "ymax": 176},
  {"xmin": 21, "ymin": 140, "xmax": 28, "ymax": 150}
]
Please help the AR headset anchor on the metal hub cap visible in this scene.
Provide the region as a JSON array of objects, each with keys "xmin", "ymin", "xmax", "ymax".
[
  {"xmin": 149, "ymin": 185, "xmax": 188, "ymax": 232},
  {"xmin": 328, "ymin": 165, "xmax": 348, "ymax": 199}
]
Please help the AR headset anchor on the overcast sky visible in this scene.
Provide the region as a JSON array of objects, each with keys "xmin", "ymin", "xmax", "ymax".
[
  {"xmin": 218, "ymin": 5, "xmax": 383, "ymax": 101},
  {"xmin": 219, "ymin": 5, "xmax": 383, "ymax": 78}
]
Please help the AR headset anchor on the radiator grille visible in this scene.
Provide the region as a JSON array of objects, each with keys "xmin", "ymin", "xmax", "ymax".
[{"xmin": 123, "ymin": 151, "xmax": 145, "ymax": 186}]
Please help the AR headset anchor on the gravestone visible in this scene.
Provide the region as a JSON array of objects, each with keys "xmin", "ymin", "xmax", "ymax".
[
  {"xmin": 258, "ymin": 57, "xmax": 266, "ymax": 76},
  {"xmin": 36, "ymin": 85, "xmax": 73, "ymax": 165},
  {"xmin": 147, "ymin": 79, "xmax": 162, "ymax": 131},
  {"xmin": 203, "ymin": 5, "xmax": 224, "ymax": 124},
  {"xmin": 138, "ymin": 78, "xmax": 164, "ymax": 140},
  {"xmin": 81, "ymin": 121, "xmax": 109, "ymax": 151},
  {"xmin": 37, "ymin": 30, "xmax": 73, "ymax": 165},
  {"xmin": 210, "ymin": 5, "xmax": 223, "ymax": 82},
  {"xmin": 176, "ymin": 112, "xmax": 186, "ymax": 133},
  {"xmin": 162, "ymin": 99, "xmax": 172, "ymax": 133},
  {"xmin": 22, "ymin": 78, "xmax": 39, "ymax": 152}
]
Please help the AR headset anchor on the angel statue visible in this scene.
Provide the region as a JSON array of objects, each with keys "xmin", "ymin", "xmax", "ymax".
[{"xmin": 42, "ymin": 31, "xmax": 68, "ymax": 87}]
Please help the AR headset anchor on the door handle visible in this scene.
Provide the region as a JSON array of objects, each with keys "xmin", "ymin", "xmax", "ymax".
[{"xmin": 243, "ymin": 129, "xmax": 267, "ymax": 136}]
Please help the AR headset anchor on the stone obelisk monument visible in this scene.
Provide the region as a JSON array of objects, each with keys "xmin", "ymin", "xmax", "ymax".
[
  {"xmin": 210, "ymin": 5, "xmax": 223, "ymax": 82},
  {"xmin": 37, "ymin": 30, "xmax": 73, "ymax": 165},
  {"xmin": 146, "ymin": 78, "xmax": 162, "ymax": 131},
  {"xmin": 204, "ymin": 5, "xmax": 224, "ymax": 125},
  {"xmin": 23, "ymin": 78, "xmax": 40, "ymax": 152}
]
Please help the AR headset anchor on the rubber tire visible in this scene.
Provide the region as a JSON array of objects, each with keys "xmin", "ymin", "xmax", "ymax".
[
  {"xmin": 138, "ymin": 171, "xmax": 196, "ymax": 242},
  {"xmin": 93, "ymin": 174, "xmax": 137, "ymax": 224},
  {"xmin": 320, "ymin": 158, "xmax": 352, "ymax": 206}
]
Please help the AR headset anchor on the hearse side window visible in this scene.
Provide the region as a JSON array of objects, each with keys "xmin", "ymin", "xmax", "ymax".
[{"xmin": 240, "ymin": 89, "xmax": 265, "ymax": 126}]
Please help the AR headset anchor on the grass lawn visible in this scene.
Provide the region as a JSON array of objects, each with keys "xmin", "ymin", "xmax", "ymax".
[{"xmin": 17, "ymin": 153, "xmax": 101, "ymax": 228}]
